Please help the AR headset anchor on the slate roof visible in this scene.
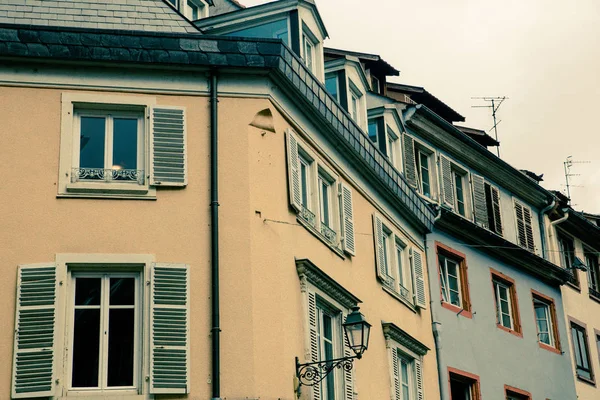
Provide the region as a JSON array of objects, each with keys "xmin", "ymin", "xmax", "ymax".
[
  {"xmin": 0, "ymin": 0, "xmax": 200, "ymax": 33},
  {"xmin": 0, "ymin": 24, "xmax": 436, "ymax": 232}
]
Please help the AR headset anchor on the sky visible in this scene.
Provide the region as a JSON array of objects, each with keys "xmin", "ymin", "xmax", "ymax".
[{"xmin": 240, "ymin": 0, "xmax": 600, "ymax": 213}]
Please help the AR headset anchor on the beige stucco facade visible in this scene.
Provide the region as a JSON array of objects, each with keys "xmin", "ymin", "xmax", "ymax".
[{"xmin": 1, "ymin": 62, "xmax": 439, "ymax": 399}]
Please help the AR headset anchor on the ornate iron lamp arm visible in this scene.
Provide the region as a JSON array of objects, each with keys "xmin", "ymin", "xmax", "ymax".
[{"xmin": 295, "ymin": 355, "xmax": 358, "ymax": 387}]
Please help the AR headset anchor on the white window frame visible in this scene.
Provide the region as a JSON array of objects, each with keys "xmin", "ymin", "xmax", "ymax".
[
  {"xmin": 299, "ymin": 150, "xmax": 315, "ymax": 212},
  {"xmin": 184, "ymin": 0, "xmax": 208, "ymax": 20},
  {"xmin": 318, "ymin": 170, "xmax": 334, "ymax": 229},
  {"xmin": 386, "ymin": 125, "xmax": 400, "ymax": 169},
  {"xmin": 348, "ymin": 80, "xmax": 363, "ymax": 127},
  {"xmin": 316, "ymin": 298, "xmax": 344, "ymax": 399},
  {"xmin": 66, "ymin": 271, "xmax": 142, "ymax": 395},
  {"xmin": 378, "ymin": 217, "xmax": 413, "ymax": 304},
  {"xmin": 59, "ymin": 93, "xmax": 157, "ymax": 199},
  {"xmin": 325, "ymin": 72, "xmax": 340, "ymax": 103},
  {"xmin": 439, "ymin": 254, "xmax": 463, "ymax": 308},
  {"xmin": 386, "ymin": 337, "xmax": 423, "ymax": 400},
  {"xmin": 451, "ymin": 165, "xmax": 471, "ymax": 218},
  {"xmin": 367, "ymin": 118, "xmax": 379, "ymax": 146},
  {"xmin": 411, "ymin": 139, "xmax": 437, "ymax": 201},
  {"xmin": 494, "ymin": 280, "xmax": 514, "ymax": 330},
  {"xmin": 533, "ymin": 298, "xmax": 554, "ymax": 347}
]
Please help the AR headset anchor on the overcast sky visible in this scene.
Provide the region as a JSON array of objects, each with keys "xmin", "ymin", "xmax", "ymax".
[{"xmin": 241, "ymin": 0, "xmax": 600, "ymax": 213}]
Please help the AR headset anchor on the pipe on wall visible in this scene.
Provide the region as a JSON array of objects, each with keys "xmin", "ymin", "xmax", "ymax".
[
  {"xmin": 210, "ymin": 71, "xmax": 221, "ymax": 400},
  {"xmin": 538, "ymin": 199, "xmax": 556, "ymax": 260}
]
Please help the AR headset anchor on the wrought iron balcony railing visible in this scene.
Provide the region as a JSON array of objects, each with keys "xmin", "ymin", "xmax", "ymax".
[
  {"xmin": 320, "ymin": 223, "xmax": 337, "ymax": 244},
  {"xmin": 71, "ymin": 168, "xmax": 145, "ymax": 184}
]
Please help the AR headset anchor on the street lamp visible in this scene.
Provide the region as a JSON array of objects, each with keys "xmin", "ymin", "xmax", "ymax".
[{"xmin": 295, "ymin": 306, "xmax": 371, "ymax": 388}]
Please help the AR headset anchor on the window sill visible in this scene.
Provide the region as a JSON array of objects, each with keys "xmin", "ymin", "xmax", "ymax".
[
  {"xmin": 60, "ymin": 182, "xmax": 156, "ymax": 199},
  {"xmin": 588, "ymin": 291, "xmax": 600, "ymax": 304},
  {"xmin": 577, "ymin": 374, "xmax": 596, "ymax": 387},
  {"xmin": 382, "ymin": 285, "xmax": 416, "ymax": 313},
  {"xmin": 60, "ymin": 392, "xmax": 151, "ymax": 399},
  {"xmin": 565, "ymin": 280, "xmax": 581, "ymax": 292},
  {"xmin": 296, "ymin": 214, "xmax": 345, "ymax": 260},
  {"xmin": 496, "ymin": 323, "xmax": 523, "ymax": 338},
  {"xmin": 538, "ymin": 342, "xmax": 562, "ymax": 355},
  {"xmin": 441, "ymin": 301, "xmax": 472, "ymax": 319}
]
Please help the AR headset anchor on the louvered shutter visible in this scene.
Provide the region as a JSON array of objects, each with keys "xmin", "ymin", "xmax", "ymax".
[
  {"xmin": 340, "ymin": 183, "xmax": 356, "ymax": 256},
  {"xmin": 307, "ymin": 291, "xmax": 320, "ymax": 400},
  {"xmin": 414, "ymin": 358, "xmax": 424, "ymax": 400},
  {"xmin": 150, "ymin": 263, "xmax": 189, "ymax": 394},
  {"xmin": 411, "ymin": 249, "xmax": 427, "ymax": 309},
  {"xmin": 523, "ymin": 205, "xmax": 535, "ymax": 251},
  {"xmin": 514, "ymin": 202, "xmax": 528, "ymax": 249},
  {"xmin": 440, "ymin": 155, "xmax": 454, "ymax": 208},
  {"xmin": 343, "ymin": 312, "xmax": 354, "ymax": 400},
  {"xmin": 392, "ymin": 348, "xmax": 401, "ymax": 400},
  {"xmin": 402, "ymin": 134, "xmax": 417, "ymax": 188},
  {"xmin": 471, "ymin": 174, "xmax": 489, "ymax": 229},
  {"xmin": 150, "ymin": 106, "xmax": 187, "ymax": 186},
  {"xmin": 490, "ymin": 186, "xmax": 503, "ymax": 235},
  {"xmin": 286, "ymin": 130, "xmax": 302, "ymax": 212},
  {"xmin": 12, "ymin": 264, "xmax": 57, "ymax": 399},
  {"xmin": 373, "ymin": 214, "xmax": 388, "ymax": 283}
]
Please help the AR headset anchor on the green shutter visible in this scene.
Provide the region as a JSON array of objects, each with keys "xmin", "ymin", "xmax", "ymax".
[
  {"xmin": 373, "ymin": 214, "xmax": 389, "ymax": 284},
  {"xmin": 12, "ymin": 264, "xmax": 57, "ymax": 399},
  {"xmin": 150, "ymin": 106, "xmax": 187, "ymax": 186},
  {"xmin": 286, "ymin": 129, "xmax": 302, "ymax": 211},
  {"xmin": 307, "ymin": 291, "xmax": 320, "ymax": 400},
  {"xmin": 411, "ymin": 249, "xmax": 427, "ymax": 309},
  {"xmin": 343, "ymin": 313, "xmax": 354, "ymax": 400},
  {"xmin": 340, "ymin": 183, "xmax": 356, "ymax": 256},
  {"xmin": 440, "ymin": 155, "xmax": 455, "ymax": 208},
  {"xmin": 402, "ymin": 134, "xmax": 417, "ymax": 188},
  {"xmin": 490, "ymin": 186, "xmax": 503, "ymax": 236},
  {"xmin": 392, "ymin": 348, "xmax": 401, "ymax": 400},
  {"xmin": 415, "ymin": 358, "xmax": 424, "ymax": 400},
  {"xmin": 150, "ymin": 263, "xmax": 189, "ymax": 394},
  {"xmin": 471, "ymin": 174, "xmax": 489, "ymax": 229}
]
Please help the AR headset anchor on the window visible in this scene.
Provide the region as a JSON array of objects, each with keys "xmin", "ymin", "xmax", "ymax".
[
  {"xmin": 226, "ymin": 18, "xmax": 289, "ymax": 45},
  {"xmin": 439, "ymin": 155, "xmax": 470, "ymax": 217},
  {"xmin": 368, "ymin": 118, "xmax": 379, "ymax": 146},
  {"xmin": 184, "ymin": 0, "xmax": 207, "ymax": 20},
  {"xmin": 386, "ymin": 125, "xmax": 400, "ymax": 169},
  {"xmin": 558, "ymin": 233, "xmax": 578, "ymax": 286},
  {"xmin": 570, "ymin": 320, "xmax": 594, "ymax": 382},
  {"xmin": 392, "ymin": 349, "xmax": 422, "ymax": 400},
  {"xmin": 504, "ymin": 385, "xmax": 531, "ymax": 400},
  {"xmin": 316, "ymin": 302, "xmax": 341, "ymax": 399},
  {"xmin": 325, "ymin": 72, "xmax": 340, "ymax": 102},
  {"xmin": 491, "ymin": 269, "xmax": 522, "ymax": 336},
  {"xmin": 448, "ymin": 368, "xmax": 481, "ymax": 400},
  {"xmin": 59, "ymin": 93, "xmax": 187, "ymax": 198},
  {"xmin": 384, "ymin": 323, "xmax": 426, "ymax": 400},
  {"xmin": 286, "ymin": 130, "xmax": 356, "ymax": 255},
  {"xmin": 373, "ymin": 214, "xmax": 426, "ymax": 308},
  {"xmin": 436, "ymin": 243, "xmax": 472, "ymax": 318},
  {"xmin": 415, "ymin": 149, "xmax": 431, "ymax": 197},
  {"xmin": 586, "ymin": 249, "xmax": 600, "ymax": 298},
  {"xmin": 303, "ymin": 33, "xmax": 315, "ymax": 72},
  {"xmin": 371, "ymin": 75, "xmax": 380, "ymax": 94},
  {"xmin": 514, "ymin": 200, "xmax": 535, "ymax": 252},
  {"xmin": 453, "ymin": 171, "xmax": 466, "ymax": 216},
  {"xmin": 484, "ymin": 182, "xmax": 503, "ymax": 235},
  {"xmin": 11, "ymin": 257, "xmax": 190, "ymax": 398},
  {"xmin": 531, "ymin": 290, "xmax": 561, "ymax": 353},
  {"xmin": 349, "ymin": 81, "xmax": 363, "ymax": 126},
  {"xmin": 403, "ymin": 134, "xmax": 437, "ymax": 199}
]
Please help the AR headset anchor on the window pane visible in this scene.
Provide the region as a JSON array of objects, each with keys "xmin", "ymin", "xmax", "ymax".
[
  {"xmin": 80, "ymin": 116, "xmax": 106, "ymax": 170},
  {"xmin": 112, "ymin": 118, "xmax": 138, "ymax": 173},
  {"xmin": 325, "ymin": 74, "xmax": 339, "ymax": 101},
  {"xmin": 300, "ymin": 161, "xmax": 309, "ymax": 208},
  {"xmin": 572, "ymin": 327, "xmax": 583, "ymax": 366},
  {"xmin": 226, "ymin": 19, "xmax": 289, "ymax": 45},
  {"xmin": 75, "ymin": 278, "xmax": 101, "ymax": 306},
  {"xmin": 72, "ymin": 309, "xmax": 101, "ymax": 387},
  {"xmin": 187, "ymin": 0, "xmax": 199, "ymax": 19},
  {"xmin": 107, "ymin": 309, "xmax": 135, "ymax": 387},
  {"xmin": 110, "ymin": 278, "xmax": 135, "ymax": 306}
]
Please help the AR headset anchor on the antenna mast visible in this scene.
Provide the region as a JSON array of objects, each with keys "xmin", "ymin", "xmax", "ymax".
[
  {"xmin": 471, "ymin": 96, "xmax": 507, "ymax": 157},
  {"xmin": 563, "ymin": 156, "xmax": 590, "ymax": 204}
]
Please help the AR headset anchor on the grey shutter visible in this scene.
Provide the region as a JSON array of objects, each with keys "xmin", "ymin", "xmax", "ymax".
[
  {"xmin": 415, "ymin": 358, "xmax": 424, "ymax": 400},
  {"xmin": 12, "ymin": 264, "xmax": 57, "ymax": 399},
  {"xmin": 307, "ymin": 291, "xmax": 320, "ymax": 400},
  {"xmin": 343, "ymin": 313, "xmax": 354, "ymax": 400},
  {"xmin": 471, "ymin": 174, "xmax": 489, "ymax": 229},
  {"xmin": 340, "ymin": 183, "xmax": 356, "ymax": 256},
  {"xmin": 286, "ymin": 130, "xmax": 302, "ymax": 212},
  {"xmin": 392, "ymin": 348, "xmax": 401, "ymax": 400},
  {"xmin": 440, "ymin": 155, "xmax": 454, "ymax": 208},
  {"xmin": 411, "ymin": 249, "xmax": 427, "ymax": 309},
  {"xmin": 150, "ymin": 106, "xmax": 187, "ymax": 186},
  {"xmin": 402, "ymin": 134, "xmax": 417, "ymax": 188},
  {"xmin": 514, "ymin": 202, "xmax": 528, "ymax": 249},
  {"xmin": 150, "ymin": 263, "xmax": 189, "ymax": 394},
  {"xmin": 490, "ymin": 186, "xmax": 503, "ymax": 235},
  {"xmin": 523, "ymin": 205, "xmax": 535, "ymax": 251},
  {"xmin": 373, "ymin": 214, "xmax": 388, "ymax": 283}
]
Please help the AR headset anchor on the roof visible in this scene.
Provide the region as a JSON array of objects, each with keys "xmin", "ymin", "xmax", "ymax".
[
  {"xmin": 0, "ymin": 24, "xmax": 436, "ymax": 232},
  {"xmin": 454, "ymin": 125, "xmax": 499, "ymax": 148},
  {"xmin": 386, "ymin": 82, "xmax": 465, "ymax": 123},
  {"xmin": 0, "ymin": 0, "xmax": 200, "ymax": 34},
  {"xmin": 210, "ymin": 0, "xmax": 245, "ymax": 17},
  {"xmin": 324, "ymin": 47, "xmax": 399, "ymax": 77}
]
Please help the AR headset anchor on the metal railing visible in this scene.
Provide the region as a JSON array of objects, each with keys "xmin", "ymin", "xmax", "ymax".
[{"xmin": 72, "ymin": 168, "xmax": 144, "ymax": 184}]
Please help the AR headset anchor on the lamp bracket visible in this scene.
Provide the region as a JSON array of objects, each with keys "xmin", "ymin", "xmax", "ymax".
[{"xmin": 295, "ymin": 355, "xmax": 358, "ymax": 387}]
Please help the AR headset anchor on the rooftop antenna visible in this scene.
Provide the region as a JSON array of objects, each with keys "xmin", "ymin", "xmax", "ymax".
[
  {"xmin": 471, "ymin": 96, "xmax": 507, "ymax": 157},
  {"xmin": 563, "ymin": 156, "xmax": 591, "ymax": 204}
]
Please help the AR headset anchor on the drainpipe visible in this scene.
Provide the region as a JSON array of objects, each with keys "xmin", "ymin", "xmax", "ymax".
[
  {"xmin": 538, "ymin": 199, "xmax": 556, "ymax": 260},
  {"xmin": 548, "ymin": 209, "xmax": 570, "ymax": 266},
  {"xmin": 210, "ymin": 71, "xmax": 221, "ymax": 400}
]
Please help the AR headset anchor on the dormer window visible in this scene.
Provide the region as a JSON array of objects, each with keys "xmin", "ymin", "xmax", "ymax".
[
  {"xmin": 349, "ymin": 81, "xmax": 363, "ymax": 125},
  {"xmin": 301, "ymin": 25, "xmax": 319, "ymax": 75},
  {"xmin": 168, "ymin": 0, "xmax": 208, "ymax": 20},
  {"xmin": 325, "ymin": 72, "xmax": 340, "ymax": 103},
  {"xmin": 371, "ymin": 75, "xmax": 380, "ymax": 94},
  {"xmin": 226, "ymin": 18, "xmax": 289, "ymax": 45}
]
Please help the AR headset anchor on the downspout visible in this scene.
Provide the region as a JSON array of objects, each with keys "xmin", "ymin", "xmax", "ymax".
[
  {"xmin": 539, "ymin": 199, "xmax": 556, "ymax": 260},
  {"xmin": 549, "ymin": 209, "xmax": 570, "ymax": 267},
  {"xmin": 210, "ymin": 71, "xmax": 221, "ymax": 400},
  {"xmin": 429, "ymin": 207, "xmax": 447, "ymax": 400}
]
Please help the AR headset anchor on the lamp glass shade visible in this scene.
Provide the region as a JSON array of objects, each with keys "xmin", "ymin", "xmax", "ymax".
[{"xmin": 343, "ymin": 307, "xmax": 371, "ymax": 357}]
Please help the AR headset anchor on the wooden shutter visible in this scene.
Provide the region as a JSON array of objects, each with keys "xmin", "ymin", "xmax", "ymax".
[
  {"xmin": 392, "ymin": 348, "xmax": 401, "ymax": 400},
  {"xmin": 471, "ymin": 174, "xmax": 489, "ymax": 229},
  {"xmin": 516, "ymin": 202, "xmax": 535, "ymax": 251},
  {"xmin": 286, "ymin": 129, "xmax": 302, "ymax": 212},
  {"xmin": 307, "ymin": 290, "xmax": 320, "ymax": 400},
  {"xmin": 12, "ymin": 264, "xmax": 57, "ymax": 399},
  {"xmin": 373, "ymin": 214, "xmax": 388, "ymax": 283},
  {"xmin": 340, "ymin": 183, "xmax": 356, "ymax": 256},
  {"xmin": 490, "ymin": 186, "xmax": 503, "ymax": 235},
  {"xmin": 150, "ymin": 106, "xmax": 187, "ymax": 186},
  {"xmin": 415, "ymin": 358, "xmax": 424, "ymax": 400},
  {"xmin": 150, "ymin": 263, "xmax": 189, "ymax": 394},
  {"xmin": 440, "ymin": 155, "xmax": 454, "ymax": 208},
  {"xmin": 343, "ymin": 312, "xmax": 354, "ymax": 400},
  {"xmin": 402, "ymin": 134, "xmax": 417, "ymax": 188},
  {"xmin": 411, "ymin": 249, "xmax": 427, "ymax": 309}
]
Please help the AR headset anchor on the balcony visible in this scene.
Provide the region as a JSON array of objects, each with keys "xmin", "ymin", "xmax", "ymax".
[
  {"xmin": 320, "ymin": 223, "xmax": 337, "ymax": 244},
  {"xmin": 72, "ymin": 168, "xmax": 145, "ymax": 184},
  {"xmin": 299, "ymin": 206, "xmax": 316, "ymax": 228}
]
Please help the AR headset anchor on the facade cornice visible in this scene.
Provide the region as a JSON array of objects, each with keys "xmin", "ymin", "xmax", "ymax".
[
  {"xmin": 296, "ymin": 259, "xmax": 361, "ymax": 309},
  {"xmin": 559, "ymin": 211, "xmax": 600, "ymax": 251},
  {"xmin": 403, "ymin": 105, "xmax": 553, "ymax": 209},
  {"xmin": 382, "ymin": 322, "xmax": 429, "ymax": 356}
]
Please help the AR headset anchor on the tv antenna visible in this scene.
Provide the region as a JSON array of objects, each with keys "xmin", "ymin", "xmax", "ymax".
[
  {"xmin": 563, "ymin": 155, "xmax": 590, "ymax": 203},
  {"xmin": 471, "ymin": 96, "xmax": 507, "ymax": 157}
]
